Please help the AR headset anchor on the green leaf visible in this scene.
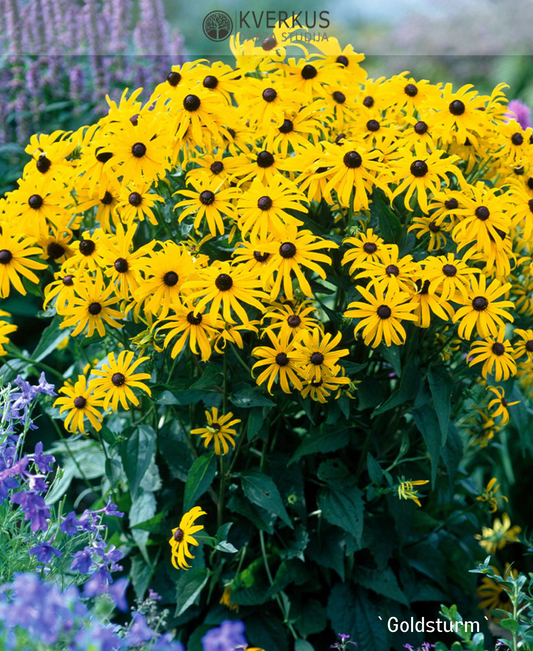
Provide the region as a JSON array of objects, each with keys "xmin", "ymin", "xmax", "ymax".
[
  {"xmin": 318, "ymin": 485, "xmax": 364, "ymax": 546},
  {"xmin": 190, "ymin": 365, "xmax": 222, "ymax": 390},
  {"xmin": 428, "ymin": 365, "xmax": 452, "ymax": 444},
  {"xmin": 354, "ymin": 566, "xmax": 409, "ymax": 606},
  {"xmin": 183, "ymin": 453, "xmax": 216, "ymax": 512},
  {"xmin": 105, "ymin": 458, "xmax": 122, "ymax": 486},
  {"xmin": 174, "ymin": 568, "xmax": 209, "ymax": 616},
  {"xmin": 412, "ymin": 405, "xmax": 442, "ymax": 487},
  {"xmin": 328, "ymin": 585, "xmax": 387, "ymax": 651},
  {"xmin": 373, "ymin": 359, "xmax": 420, "ymax": 414},
  {"xmin": 241, "ymin": 470, "xmax": 293, "ymax": 529},
  {"xmin": 130, "ymin": 510, "xmax": 166, "ymax": 533},
  {"xmin": 247, "ymin": 407, "xmax": 265, "ymax": 441},
  {"xmin": 119, "ymin": 425, "xmax": 156, "ymax": 499},
  {"xmin": 245, "ymin": 614, "xmax": 289, "ymax": 651},
  {"xmin": 230, "ymin": 384, "xmax": 276, "ymax": 408},
  {"xmin": 380, "ymin": 343, "xmax": 401, "ymax": 377},
  {"xmin": 130, "ymin": 491, "xmax": 156, "ymax": 564},
  {"xmin": 500, "ymin": 618, "xmax": 519, "ymax": 634},
  {"xmin": 130, "ymin": 556, "xmax": 153, "ymax": 599},
  {"xmin": 295, "ymin": 641, "xmax": 314, "ymax": 651},
  {"xmin": 227, "ymin": 493, "xmax": 275, "ymax": 533},
  {"xmin": 366, "ymin": 453, "xmax": 383, "ymax": 486},
  {"xmin": 31, "ymin": 316, "xmax": 70, "ymax": 362},
  {"xmin": 292, "ymin": 599, "xmax": 327, "ymax": 638},
  {"xmin": 288, "ymin": 426, "xmax": 350, "ymax": 465}
]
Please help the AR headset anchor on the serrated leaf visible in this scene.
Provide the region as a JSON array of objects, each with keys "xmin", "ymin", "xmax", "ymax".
[
  {"xmin": 241, "ymin": 470, "xmax": 293, "ymax": 529},
  {"xmin": 190, "ymin": 365, "xmax": 222, "ymax": 390},
  {"xmin": 288, "ymin": 426, "xmax": 350, "ymax": 465},
  {"xmin": 119, "ymin": 425, "xmax": 156, "ymax": 499},
  {"xmin": 354, "ymin": 566, "xmax": 409, "ymax": 606},
  {"xmin": 318, "ymin": 485, "xmax": 364, "ymax": 546},
  {"xmin": 183, "ymin": 452, "xmax": 216, "ymax": 512}
]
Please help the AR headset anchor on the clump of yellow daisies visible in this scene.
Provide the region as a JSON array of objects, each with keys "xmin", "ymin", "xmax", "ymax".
[{"xmin": 0, "ymin": 24, "xmax": 531, "ymax": 457}]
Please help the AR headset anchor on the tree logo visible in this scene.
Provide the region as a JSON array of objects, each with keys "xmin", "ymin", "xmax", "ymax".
[{"xmin": 203, "ymin": 11, "xmax": 233, "ymax": 42}]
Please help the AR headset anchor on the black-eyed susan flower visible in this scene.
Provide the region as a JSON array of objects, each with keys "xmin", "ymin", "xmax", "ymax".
[
  {"xmin": 487, "ymin": 386, "xmax": 519, "ymax": 426},
  {"xmin": 157, "ymin": 301, "xmax": 219, "ymax": 362},
  {"xmin": 408, "ymin": 216, "xmax": 447, "ymax": 252},
  {"xmin": 135, "ymin": 242, "xmax": 196, "ymax": 319},
  {"xmin": 397, "ymin": 479, "xmax": 429, "ymax": 507},
  {"xmin": 453, "ymin": 275, "xmax": 514, "ymax": 340},
  {"xmin": 173, "ymin": 87, "xmax": 231, "ymax": 146},
  {"xmin": 220, "ymin": 585, "xmax": 239, "ymax": 612},
  {"xmin": 231, "ymin": 148, "xmax": 285, "ymax": 186},
  {"xmin": 43, "ymin": 270, "xmax": 78, "ymax": 313},
  {"xmin": 175, "ymin": 179, "xmax": 240, "ymax": 237},
  {"xmin": 252, "ymin": 331, "xmax": 306, "ymax": 394},
  {"xmin": 422, "ymin": 253, "xmax": 480, "ymax": 302},
  {"xmin": 477, "ymin": 564, "xmax": 517, "ymax": 622},
  {"xmin": 345, "ymin": 281, "xmax": 418, "ymax": 348},
  {"xmin": 236, "ymin": 177, "xmax": 306, "ymax": 240},
  {"xmin": 0, "ymin": 318, "xmax": 16, "ymax": 355},
  {"xmin": 183, "ymin": 261, "xmax": 267, "ymax": 326},
  {"xmin": 191, "ymin": 408, "xmax": 241, "ymax": 456},
  {"xmin": 513, "ymin": 328, "xmax": 533, "ymax": 360},
  {"xmin": 0, "ymin": 225, "xmax": 46, "ymax": 298},
  {"xmin": 91, "ymin": 351, "xmax": 151, "ymax": 411},
  {"xmin": 75, "ymin": 183, "xmax": 121, "ymax": 233},
  {"xmin": 355, "ymin": 245, "xmax": 420, "ymax": 293},
  {"xmin": 476, "ymin": 477, "xmax": 508, "ymax": 513},
  {"xmin": 342, "ymin": 228, "xmax": 392, "ymax": 275},
  {"xmin": 408, "ymin": 279, "xmax": 454, "ymax": 328},
  {"xmin": 212, "ymin": 321, "xmax": 259, "ymax": 355},
  {"xmin": 54, "ymin": 375, "xmax": 104, "ymax": 435},
  {"xmin": 68, "ymin": 229, "xmax": 107, "ymax": 272},
  {"xmin": 300, "ymin": 370, "xmax": 351, "ymax": 403},
  {"xmin": 265, "ymin": 103, "xmax": 325, "ymax": 156},
  {"xmin": 262, "ymin": 300, "xmax": 321, "ymax": 340},
  {"xmin": 241, "ymin": 77, "xmax": 306, "ymax": 129},
  {"xmin": 475, "ymin": 513, "xmax": 521, "ymax": 554},
  {"xmin": 468, "ymin": 328, "xmax": 517, "ymax": 381},
  {"xmin": 262, "ymin": 225, "xmax": 338, "ymax": 301},
  {"xmin": 433, "ymin": 83, "xmax": 490, "ymax": 147},
  {"xmin": 169, "ymin": 506, "xmax": 206, "ymax": 571},
  {"xmin": 293, "ymin": 328, "xmax": 349, "ymax": 383},
  {"xmin": 117, "ymin": 182, "xmax": 163, "ymax": 226},
  {"xmin": 37, "ymin": 226, "xmax": 76, "ymax": 264},
  {"xmin": 59, "ymin": 271, "xmax": 124, "ymax": 337}
]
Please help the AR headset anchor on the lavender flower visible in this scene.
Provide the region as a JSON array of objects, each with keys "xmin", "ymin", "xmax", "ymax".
[
  {"xmin": 10, "ymin": 490, "xmax": 50, "ymax": 532},
  {"xmin": 28, "ymin": 541, "xmax": 62, "ymax": 563},
  {"xmin": 31, "ymin": 441, "xmax": 55, "ymax": 473},
  {"xmin": 60, "ymin": 510, "xmax": 79, "ymax": 535},
  {"xmin": 125, "ymin": 611, "xmax": 155, "ymax": 646},
  {"xmin": 202, "ymin": 620, "xmax": 248, "ymax": 651},
  {"xmin": 505, "ymin": 99, "xmax": 532, "ymax": 129}
]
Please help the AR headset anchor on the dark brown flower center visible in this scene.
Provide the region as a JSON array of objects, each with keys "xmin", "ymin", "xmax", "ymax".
[
  {"xmin": 173, "ymin": 527, "xmax": 185, "ymax": 542},
  {"xmin": 280, "ymin": 242, "xmax": 296, "ymax": 258},
  {"xmin": 0, "ymin": 250, "xmax": 13, "ymax": 264},
  {"xmin": 366, "ymin": 119, "xmax": 380, "ymax": 132},
  {"xmin": 404, "ymin": 83, "xmax": 418, "ymax": 97},
  {"xmin": 514, "ymin": 166, "xmax": 524, "ymax": 175},
  {"xmin": 130, "ymin": 114, "xmax": 139, "ymax": 126},
  {"xmin": 257, "ymin": 196, "xmax": 272, "ymax": 211},
  {"xmin": 253, "ymin": 251, "xmax": 269, "ymax": 262},
  {"xmin": 74, "ymin": 396, "xmax": 86, "ymax": 409},
  {"xmin": 525, "ymin": 340, "xmax": 533, "ymax": 352},
  {"xmin": 62, "ymin": 274, "xmax": 74, "ymax": 286},
  {"xmin": 262, "ymin": 88, "xmax": 277, "ymax": 103},
  {"xmin": 386, "ymin": 264, "xmax": 399, "ymax": 276},
  {"xmin": 511, "ymin": 133, "xmax": 524, "ymax": 146},
  {"xmin": 47, "ymin": 242, "xmax": 65, "ymax": 260},
  {"xmin": 129, "ymin": 192, "xmax": 142, "ymax": 207},
  {"xmin": 279, "ymin": 119, "xmax": 293, "ymax": 134},
  {"xmin": 88, "ymin": 302, "xmax": 102, "ymax": 315},
  {"xmin": 363, "ymin": 95, "xmax": 374, "ymax": 108},
  {"xmin": 301, "ymin": 64, "xmax": 317, "ymax": 79},
  {"xmin": 336, "ymin": 55, "xmax": 349, "ymax": 67},
  {"xmin": 101, "ymin": 191, "xmax": 113, "ymax": 205},
  {"xmin": 36, "ymin": 156, "xmax": 51, "ymax": 173},
  {"xmin": 363, "ymin": 242, "xmax": 377, "ymax": 254},
  {"xmin": 215, "ymin": 274, "xmax": 233, "ymax": 291},
  {"xmin": 257, "ymin": 151, "xmax": 274, "ymax": 168},
  {"xmin": 261, "ymin": 36, "xmax": 277, "ymax": 51},
  {"xmin": 445, "ymin": 197, "xmax": 459, "ymax": 210},
  {"xmin": 449, "ymin": 99, "xmax": 465, "ymax": 116},
  {"xmin": 95, "ymin": 149, "xmax": 113, "ymax": 163},
  {"xmin": 428, "ymin": 221, "xmax": 440, "ymax": 233},
  {"xmin": 112, "ymin": 372, "xmax": 126, "ymax": 386},
  {"xmin": 167, "ymin": 71, "xmax": 181, "ymax": 86},
  {"xmin": 310, "ymin": 352, "xmax": 324, "ymax": 365},
  {"xmin": 163, "ymin": 271, "xmax": 179, "ymax": 286},
  {"xmin": 210, "ymin": 161, "xmax": 224, "ymax": 174},
  {"xmin": 199, "ymin": 190, "xmax": 215, "ymax": 205},
  {"xmin": 414, "ymin": 121, "xmax": 428, "ymax": 135},
  {"xmin": 79, "ymin": 239, "xmax": 95, "ymax": 256},
  {"xmin": 343, "ymin": 151, "xmax": 362, "ymax": 168},
  {"xmin": 275, "ymin": 352, "xmax": 289, "ymax": 366},
  {"xmin": 187, "ymin": 311, "xmax": 203, "ymax": 325},
  {"xmin": 287, "ymin": 315, "xmax": 301, "ymax": 328},
  {"xmin": 443, "ymin": 264, "xmax": 457, "ymax": 277},
  {"xmin": 28, "ymin": 194, "xmax": 43, "ymax": 210},
  {"xmin": 183, "ymin": 94, "xmax": 201, "ymax": 111},
  {"xmin": 333, "ymin": 91, "xmax": 346, "ymax": 104},
  {"xmin": 377, "ymin": 305, "xmax": 391, "ymax": 319},
  {"xmin": 132, "ymin": 142, "xmax": 146, "ymax": 158},
  {"xmin": 472, "ymin": 296, "xmax": 488, "ymax": 311},
  {"xmin": 410, "ymin": 160, "xmax": 428, "ymax": 177},
  {"xmin": 203, "ymin": 75, "xmax": 218, "ymax": 89},
  {"xmin": 492, "ymin": 342, "xmax": 505, "ymax": 356},
  {"xmin": 114, "ymin": 258, "xmax": 129, "ymax": 273}
]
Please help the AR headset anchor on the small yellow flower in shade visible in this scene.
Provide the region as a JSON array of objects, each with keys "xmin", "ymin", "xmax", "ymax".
[
  {"xmin": 0, "ymin": 225, "xmax": 46, "ymax": 298},
  {"xmin": 252, "ymin": 331, "xmax": 306, "ymax": 394},
  {"xmin": 91, "ymin": 351, "xmax": 151, "ymax": 411},
  {"xmin": 408, "ymin": 216, "xmax": 447, "ymax": 252},
  {"xmin": 397, "ymin": 479, "xmax": 429, "ymax": 507},
  {"xmin": 486, "ymin": 386, "xmax": 519, "ymax": 426},
  {"xmin": 407, "ymin": 279, "xmax": 454, "ymax": 329},
  {"xmin": 294, "ymin": 328, "xmax": 349, "ymax": 383},
  {"xmin": 54, "ymin": 375, "xmax": 104, "ymax": 434},
  {"xmin": 475, "ymin": 512, "xmax": 521, "ymax": 554},
  {"xmin": 453, "ymin": 275, "xmax": 514, "ymax": 340},
  {"xmin": 43, "ymin": 271, "xmax": 78, "ymax": 314},
  {"xmin": 261, "ymin": 300, "xmax": 321, "ymax": 341},
  {"xmin": 513, "ymin": 328, "xmax": 533, "ymax": 360},
  {"xmin": 467, "ymin": 328, "xmax": 517, "ymax": 382},
  {"xmin": 169, "ymin": 506, "xmax": 206, "ymax": 571},
  {"xmin": 476, "ymin": 477, "xmax": 508, "ymax": 513},
  {"xmin": 59, "ymin": 271, "xmax": 124, "ymax": 338},
  {"xmin": 345, "ymin": 281, "xmax": 417, "ymax": 348},
  {"xmin": 0, "ymin": 319, "xmax": 17, "ymax": 355},
  {"xmin": 300, "ymin": 370, "xmax": 351, "ymax": 403},
  {"xmin": 219, "ymin": 585, "xmax": 239, "ymax": 612},
  {"xmin": 191, "ymin": 408, "xmax": 241, "ymax": 456},
  {"xmin": 117, "ymin": 182, "xmax": 164, "ymax": 226},
  {"xmin": 477, "ymin": 564, "xmax": 517, "ymax": 622}
]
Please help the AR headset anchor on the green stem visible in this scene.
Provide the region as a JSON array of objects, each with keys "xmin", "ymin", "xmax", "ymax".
[
  {"xmin": 217, "ymin": 455, "xmax": 226, "ymax": 530},
  {"xmin": 6, "ymin": 350, "xmax": 65, "ymax": 380},
  {"xmin": 50, "ymin": 418, "xmax": 94, "ymax": 492}
]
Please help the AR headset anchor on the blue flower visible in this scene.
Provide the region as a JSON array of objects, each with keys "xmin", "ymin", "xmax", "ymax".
[
  {"xmin": 28, "ymin": 541, "xmax": 62, "ymax": 563},
  {"xmin": 201, "ymin": 620, "xmax": 247, "ymax": 651},
  {"xmin": 61, "ymin": 510, "xmax": 79, "ymax": 536},
  {"xmin": 125, "ymin": 611, "xmax": 155, "ymax": 646},
  {"xmin": 10, "ymin": 490, "xmax": 50, "ymax": 532},
  {"xmin": 32, "ymin": 441, "xmax": 55, "ymax": 473},
  {"xmin": 108, "ymin": 577, "xmax": 129, "ymax": 612},
  {"xmin": 71, "ymin": 547, "xmax": 94, "ymax": 574},
  {"xmin": 153, "ymin": 632, "xmax": 186, "ymax": 651}
]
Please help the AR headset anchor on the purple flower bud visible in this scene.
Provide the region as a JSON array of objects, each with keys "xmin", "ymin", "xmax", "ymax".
[
  {"xmin": 32, "ymin": 442, "xmax": 55, "ymax": 473},
  {"xmin": 60, "ymin": 511, "xmax": 79, "ymax": 536},
  {"xmin": 29, "ymin": 541, "xmax": 62, "ymax": 563}
]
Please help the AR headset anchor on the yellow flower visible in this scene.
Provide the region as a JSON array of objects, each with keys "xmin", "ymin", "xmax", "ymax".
[
  {"xmin": 54, "ymin": 375, "xmax": 104, "ymax": 435},
  {"xmin": 191, "ymin": 408, "xmax": 241, "ymax": 456},
  {"xmin": 252, "ymin": 331, "xmax": 306, "ymax": 394},
  {"xmin": 475, "ymin": 512, "xmax": 521, "ymax": 554},
  {"xmin": 345, "ymin": 281, "xmax": 417, "ymax": 348},
  {"xmin": 261, "ymin": 300, "xmax": 321, "ymax": 341},
  {"xmin": 175, "ymin": 179, "xmax": 240, "ymax": 237},
  {"xmin": 157, "ymin": 301, "xmax": 219, "ymax": 362},
  {"xmin": 0, "ymin": 225, "xmax": 46, "ymax": 298},
  {"xmin": 476, "ymin": 477, "xmax": 508, "ymax": 513},
  {"xmin": 220, "ymin": 586, "xmax": 239, "ymax": 612},
  {"xmin": 477, "ymin": 564, "xmax": 517, "ymax": 622},
  {"xmin": 169, "ymin": 506, "xmax": 206, "ymax": 571},
  {"xmin": 294, "ymin": 328, "xmax": 349, "ymax": 383},
  {"xmin": 342, "ymin": 228, "xmax": 393, "ymax": 275},
  {"xmin": 91, "ymin": 351, "xmax": 151, "ymax": 411},
  {"xmin": 300, "ymin": 369, "xmax": 351, "ymax": 403},
  {"xmin": 0, "ymin": 319, "xmax": 17, "ymax": 356},
  {"xmin": 513, "ymin": 328, "xmax": 533, "ymax": 360},
  {"xmin": 487, "ymin": 386, "xmax": 519, "ymax": 426},
  {"xmin": 468, "ymin": 328, "xmax": 517, "ymax": 381},
  {"xmin": 397, "ymin": 479, "xmax": 429, "ymax": 507}
]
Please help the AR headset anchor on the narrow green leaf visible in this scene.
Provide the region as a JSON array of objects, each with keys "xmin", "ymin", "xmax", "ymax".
[
  {"xmin": 428, "ymin": 365, "xmax": 452, "ymax": 444},
  {"xmin": 190, "ymin": 365, "xmax": 222, "ymax": 390},
  {"xmin": 183, "ymin": 453, "xmax": 216, "ymax": 511},
  {"xmin": 241, "ymin": 470, "xmax": 293, "ymax": 529},
  {"xmin": 175, "ymin": 568, "xmax": 209, "ymax": 616},
  {"xmin": 366, "ymin": 453, "xmax": 383, "ymax": 486},
  {"xmin": 119, "ymin": 425, "xmax": 156, "ymax": 499},
  {"xmin": 413, "ymin": 406, "xmax": 442, "ymax": 487},
  {"xmin": 288, "ymin": 426, "xmax": 350, "ymax": 465}
]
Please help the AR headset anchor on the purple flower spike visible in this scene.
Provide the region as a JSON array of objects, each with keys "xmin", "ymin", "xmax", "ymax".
[
  {"xmin": 29, "ymin": 541, "xmax": 62, "ymax": 563},
  {"xmin": 505, "ymin": 99, "xmax": 532, "ymax": 130},
  {"xmin": 32, "ymin": 442, "xmax": 55, "ymax": 473}
]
